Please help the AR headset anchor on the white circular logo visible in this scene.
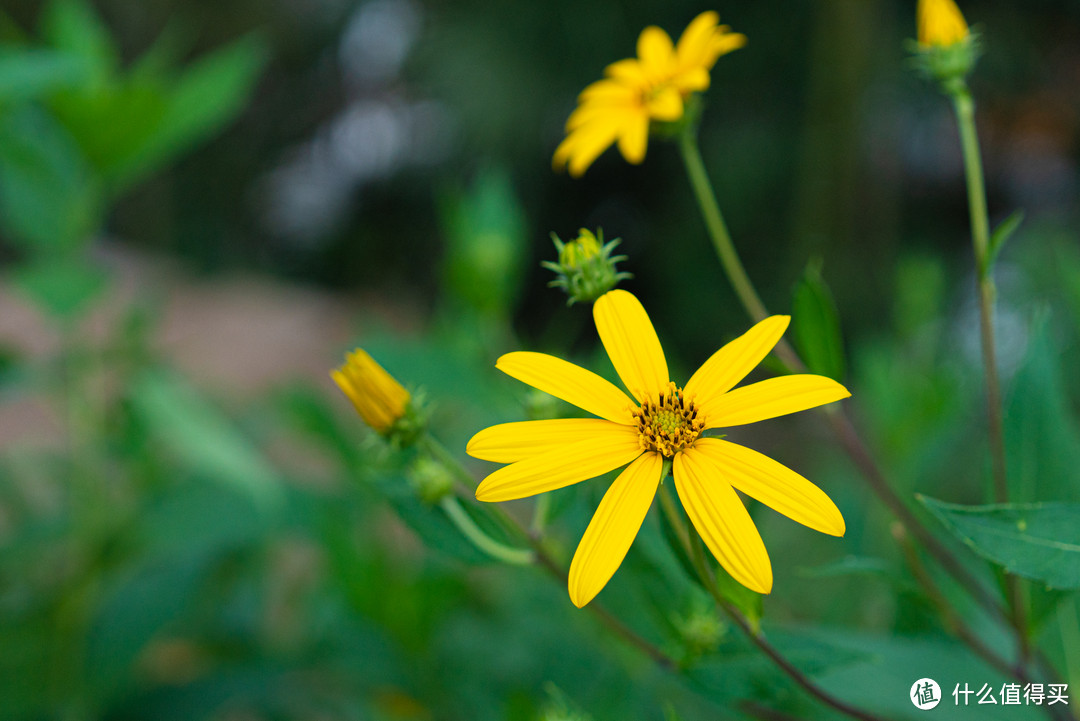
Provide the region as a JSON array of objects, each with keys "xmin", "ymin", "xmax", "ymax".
[{"xmin": 911, "ymin": 678, "xmax": 941, "ymax": 710}]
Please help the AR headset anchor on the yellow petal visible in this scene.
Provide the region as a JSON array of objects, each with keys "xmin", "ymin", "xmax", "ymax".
[
  {"xmin": 672, "ymin": 67, "xmax": 710, "ymax": 94},
  {"xmin": 705, "ymin": 375, "xmax": 851, "ymax": 429},
  {"xmin": 593, "ymin": 290, "xmax": 669, "ymax": 403},
  {"xmin": 578, "ymin": 78, "xmax": 638, "ymax": 106},
  {"xmin": 553, "ymin": 111, "xmax": 628, "ymax": 177},
  {"xmin": 475, "ymin": 427, "xmax": 643, "ymax": 502},
  {"xmin": 675, "ymin": 11, "xmax": 720, "ymax": 69},
  {"xmin": 684, "ymin": 315, "xmax": 789, "ymax": 416},
  {"xmin": 710, "ymin": 31, "xmax": 748, "ymax": 62},
  {"xmin": 467, "ymin": 418, "xmax": 621, "ymax": 464},
  {"xmin": 496, "ymin": 351, "xmax": 636, "ymax": 423},
  {"xmin": 568, "ymin": 452, "xmax": 663, "ymax": 607},
  {"xmin": 604, "ymin": 59, "xmax": 649, "ymax": 86},
  {"xmin": 636, "ymin": 26, "xmax": 675, "ymax": 76},
  {"xmin": 917, "ymin": 0, "xmax": 969, "ymax": 47},
  {"xmin": 674, "ymin": 447, "xmax": 772, "ymax": 593},
  {"xmin": 645, "ymin": 85, "xmax": 683, "ymax": 122},
  {"xmin": 690, "ymin": 438, "xmax": 845, "ymax": 536},
  {"xmin": 616, "ymin": 113, "xmax": 649, "ymax": 165}
]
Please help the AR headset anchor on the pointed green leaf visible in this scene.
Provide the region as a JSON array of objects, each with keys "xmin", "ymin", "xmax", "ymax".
[
  {"xmin": 986, "ymin": 209, "xmax": 1024, "ymax": 271},
  {"xmin": 919, "ymin": 496, "xmax": 1080, "ymax": 589},
  {"xmin": 39, "ymin": 0, "xmax": 117, "ymax": 78},
  {"xmin": 105, "ymin": 34, "xmax": 267, "ymax": 192},
  {"xmin": 791, "ymin": 259, "xmax": 846, "ymax": 381}
]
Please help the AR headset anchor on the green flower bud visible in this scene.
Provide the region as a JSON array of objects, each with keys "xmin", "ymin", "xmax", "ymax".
[
  {"xmin": 673, "ymin": 602, "xmax": 726, "ymax": 658},
  {"xmin": 408, "ymin": 454, "xmax": 455, "ymax": 504},
  {"xmin": 910, "ymin": 33, "xmax": 981, "ymax": 95},
  {"xmin": 542, "ymin": 228, "xmax": 632, "ymax": 305}
]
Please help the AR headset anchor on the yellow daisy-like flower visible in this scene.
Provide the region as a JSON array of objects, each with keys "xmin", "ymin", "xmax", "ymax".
[
  {"xmin": 467, "ymin": 290, "xmax": 849, "ymax": 608},
  {"xmin": 332, "ymin": 349, "xmax": 410, "ymax": 435},
  {"xmin": 553, "ymin": 11, "xmax": 747, "ymax": 178},
  {"xmin": 917, "ymin": 0, "xmax": 969, "ymax": 48}
]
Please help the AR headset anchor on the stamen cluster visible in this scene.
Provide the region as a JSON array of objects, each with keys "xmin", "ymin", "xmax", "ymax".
[{"xmin": 633, "ymin": 382, "xmax": 706, "ymax": 457}]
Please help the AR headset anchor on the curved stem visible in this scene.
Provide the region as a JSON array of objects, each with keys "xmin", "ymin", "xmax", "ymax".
[{"xmin": 439, "ymin": 496, "xmax": 534, "ymax": 565}]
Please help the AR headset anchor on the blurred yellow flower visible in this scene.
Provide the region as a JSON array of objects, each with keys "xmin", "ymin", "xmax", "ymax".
[
  {"xmin": 917, "ymin": 0, "xmax": 969, "ymax": 47},
  {"xmin": 553, "ymin": 12, "xmax": 746, "ymax": 178},
  {"xmin": 467, "ymin": 290, "xmax": 848, "ymax": 607},
  {"xmin": 332, "ymin": 349, "xmax": 410, "ymax": 435}
]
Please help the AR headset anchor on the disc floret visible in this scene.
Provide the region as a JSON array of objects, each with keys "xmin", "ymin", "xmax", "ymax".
[{"xmin": 633, "ymin": 382, "xmax": 706, "ymax": 457}]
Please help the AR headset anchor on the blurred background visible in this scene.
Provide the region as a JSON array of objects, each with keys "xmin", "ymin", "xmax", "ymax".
[{"xmin": 1, "ymin": 0, "xmax": 1079, "ymax": 719}]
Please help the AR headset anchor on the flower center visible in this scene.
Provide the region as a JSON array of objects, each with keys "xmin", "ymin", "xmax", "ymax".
[{"xmin": 633, "ymin": 382, "xmax": 706, "ymax": 458}]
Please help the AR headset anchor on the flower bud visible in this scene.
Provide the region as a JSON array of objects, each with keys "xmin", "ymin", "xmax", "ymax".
[
  {"xmin": 408, "ymin": 455, "xmax": 455, "ymax": 504},
  {"xmin": 543, "ymin": 228, "xmax": 632, "ymax": 305},
  {"xmin": 331, "ymin": 349, "xmax": 425, "ymax": 446},
  {"xmin": 673, "ymin": 602, "xmax": 726, "ymax": 657},
  {"xmin": 912, "ymin": 0, "xmax": 980, "ymax": 92}
]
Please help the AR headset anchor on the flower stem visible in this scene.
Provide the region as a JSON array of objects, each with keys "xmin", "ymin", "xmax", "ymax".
[
  {"xmin": 438, "ymin": 496, "xmax": 534, "ymax": 565},
  {"xmin": 950, "ymin": 87, "xmax": 1029, "ymax": 660},
  {"xmin": 678, "ymin": 128, "xmax": 770, "ymax": 325}
]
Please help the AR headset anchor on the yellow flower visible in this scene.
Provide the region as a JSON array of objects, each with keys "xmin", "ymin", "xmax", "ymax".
[
  {"xmin": 332, "ymin": 349, "xmax": 410, "ymax": 435},
  {"xmin": 467, "ymin": 290, "xmax": 848, "ymax": 607},
  {"xmin": 553, "ymin": 12, "xmax": 747, "ymax": 178},
  {"xmin": 917, "ymin": 0, "xmax": 969, "ymax": 48}
]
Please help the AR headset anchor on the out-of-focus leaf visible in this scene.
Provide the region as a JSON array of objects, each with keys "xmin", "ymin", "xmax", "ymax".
[
  {"xmin": 687, "ymin": 627, "xmax": 865, "ymax": 709},
  {"xmin": 373, "ymin": 467, "xmax": 500, "ymax": 565},
  {"xmin": 986, "ymin": 209, "xmax": 1023, "ymax": 272},
  {"xmin": 39, "ymin": 0, "xmax": 116, "ymax": 78},
  {"xmin": 919, "ymin": 496, "xmax": 1080, "ymax": 589},
  {"xmin": 128, "ymin": 370, "xmax": 284, "ymax": 512},
  {"xmin": 1004, "ymin": 314, "xmax": 1080, "ymax": 502},
  {"xmin": 791, "ymin": 259, "xmax": 845, "ymax": 381},
  {"xmin": 440, "ymin": 165, "xmax": 527, "ymax": 318},
  {"xmin": 798, "ymin": 555, "xmax": 893, "ymax": 579},
  {"xmin": 11, "ymin": 257, "xmax": 107, "ymax": 319},
  {"xmin": 0, "ymin": 49, "xmax": 89, "ymax": 102},
  {"xmin": 814, "ymin": 631, "xmax": 1044, "ymax": 720},
  {"xmin": 0, "ymin": 107, "xmax": 101, "ymax": 252},
  {"xmin": 0, "ymin": 618, "xmax": 53, "ymax": 719},
  {"xmin": 104, "ymin": 34, "xmax": 267, "ymax": 193}
]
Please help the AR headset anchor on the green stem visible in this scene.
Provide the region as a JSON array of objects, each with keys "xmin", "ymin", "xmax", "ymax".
[
  {"xmin": 678, "ymin": 128, "xmax": 770, "ymax": 326},
  {"xmin": 951, "ymin": 88, "xmax": 1028, "ymax": 660},
  {"xmin": 439, "ymin": 496, "xmax": 534, "ymax": 565}
]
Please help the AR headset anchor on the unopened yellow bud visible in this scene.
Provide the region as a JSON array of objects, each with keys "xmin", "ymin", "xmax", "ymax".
[
  {"xmin": 331, "ymin": 349, "xmax": 410, "ymax": 435},
  {"xmin": 917, "ymin": 0, "xmax": 969, "ymax": 48},
  {"xmin": 558, "ymin": 229, "xmax": 602, "ymax": 268}
]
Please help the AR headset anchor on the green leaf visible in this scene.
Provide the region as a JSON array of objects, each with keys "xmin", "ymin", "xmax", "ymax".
[
  {"xmin": 797, "ymin": 555, "xmax": 893, "ymax": 580},
  {"xmin": 1005, "ymin": 314, "xmax": 1080, "ymax": 502},
  {"xmin": 986, "ymin": 209, "xmax": 1024, "ymax": 272},
  {"xmin": 791, "ymin": 259, "xmax": 845, "ymax": 381},
  {"xmin": 0, "ymin": 107, "xmax": 102, "ymax": 252},
  {"xmin": 0, "ymin": 49, "xmax": 90, "ymax": 103},
  {"xmin": 919, "ymin": 495, "xmax": 1080, "ymax": 589},
  {"xmin": 104, "ymin": 34, "xmax": 267, "ymax": 193},
  {"xmin": 128, "ymin": 370, "xmax": 285, "ymax": 512},
  {"xmin": 39, "ymin": 0, "xmax": 117, "ymax": 79},
  {"xmin": 11, "ymin": 257, "xmax": 107, "ymax": 319}
]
